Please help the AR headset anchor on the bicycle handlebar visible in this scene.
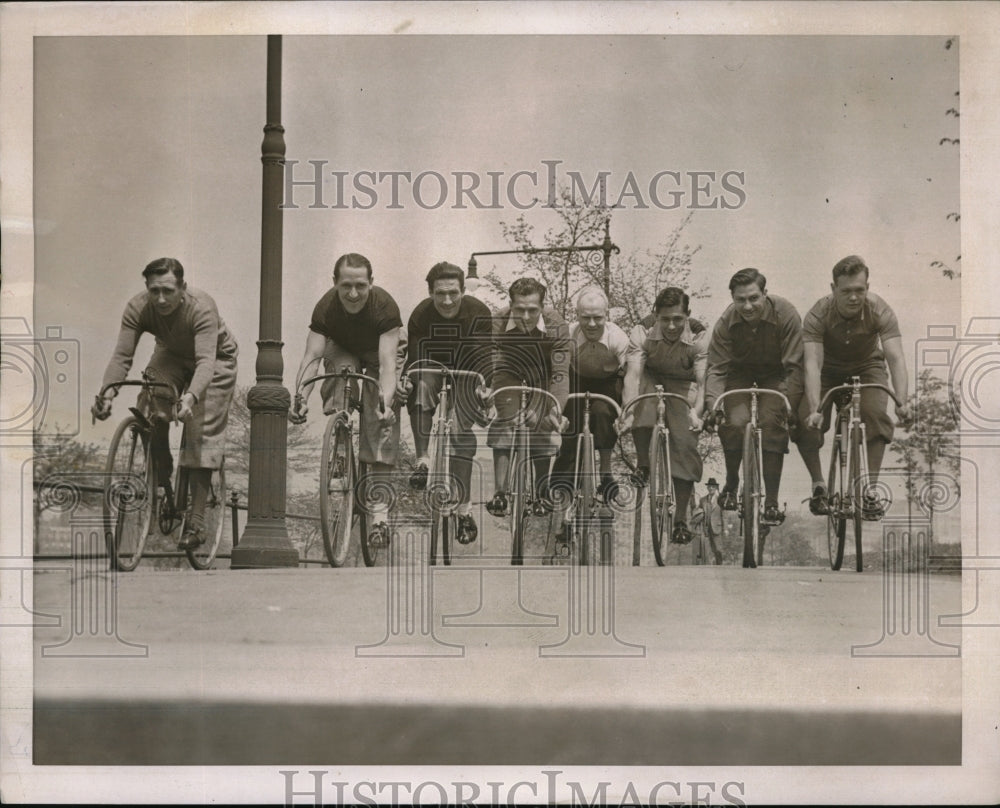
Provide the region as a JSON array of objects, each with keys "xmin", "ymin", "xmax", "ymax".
[
  {"xmin": 98, "ymin": 378, "xmax": 180, "ymax": 401},
  {"xmin": 565, "ymin": 392, "xmax": 623, "ymax": 418},
  {"xmin": 299, "ymin": 369, "xmax": 381, "ymax": 392},
  {"xmin": 618, "ymin": 390, "xmax": 691, "ymax": 420},
  {"xmin": 297, "ymin": 368, "xmax": 385, "ymax": 414},
  {"xmin": 818, "ymin": 382, "xmax": 903, "ymax": 413},
  {"xmin": 402, "ymin": 364, "xmax": 487, "ymax": 388},
  {"xmin": 487, "ymin": 385, "xmax": 564, "ymax": 416},
  {"xmin": 713, "ymin": 387, "xmax": 792, "ymax": 415}
]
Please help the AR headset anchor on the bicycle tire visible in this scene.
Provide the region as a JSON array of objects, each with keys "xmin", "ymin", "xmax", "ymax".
[
  {"xmin": 577, "ymin": 435, "xmax": 601, "ymax": 566},
  {"xmin": 649, "ymin": 427, "xmax": 674, "ymax": 567},
  {"xmin": 184, "ymin": 463, "xmax": 227, "ymax": 570},
  {"xmin": 354, "ymin": 459, "xmax": 389, "ymax": 566},
  {"xmin": 320, "ymin": 415, "xmax": 357, "ymax": 567},
  {"xmin": 430, "ymin": 511, "xmax": 455, "ymax": 566},
  {"xmin": 509, "ymin": 445, "xmax": 528, "ymax": 566},
  {"xmin": 851, "ymin": 423, "xmax": 865, "ymax": 572},
  {"xmin": 104, "ymin": 415, "xmax": 155, "ymax": 572},
  {"xmin": 428, "ymin": 423, "xmax": 454, "ymax": 566},
  {"xmin": 741, "ymin": 424, "xmax": 762, "ymax": 569},
  {"xmin": 826, "ymin": 415, "xmax": 847, "ymax": 571}
]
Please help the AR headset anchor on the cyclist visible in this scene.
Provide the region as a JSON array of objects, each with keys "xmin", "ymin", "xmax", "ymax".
[
  {"xmin": 484, "ymin": 277, "xmax": 574, "ymax": 517},
  {"xmin": 291, "ymin": 252, "xmax": 405, "ymax": 548},
  {"xmin": 91, "ymin": 257, "xmax": 239, "ymax": 551},
  {"xmin": 620, "ymin": 286, "xmax": 707, "ymax": 544},
  {"xmin": 704, "ymin": 268, "xmax": 804, "ymax": 526},
  {"xmin": 548, "ymin": 286, "xmax": 629, "ymax": 506},
  {"xmin": 794, "ymin": 255, "xmax": 910, "ymax": 519},
  {"xmin": 397, "ymin": 261, "xmax": 493, "ymax": 544}
]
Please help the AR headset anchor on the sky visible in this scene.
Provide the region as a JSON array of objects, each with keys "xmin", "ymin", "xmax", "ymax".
[{"xmin": 31, "ymin": 33, "xmax": 961, "ymax": 516}]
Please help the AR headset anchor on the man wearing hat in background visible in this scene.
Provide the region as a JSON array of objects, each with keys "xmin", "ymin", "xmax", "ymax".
[{"xmin": 698, "ymin": 477, "xmax": 725, "ymax": 565}]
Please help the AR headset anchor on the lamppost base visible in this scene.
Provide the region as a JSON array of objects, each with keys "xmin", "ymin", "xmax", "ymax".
[{"xmin": 231, "ymin": 523, "xmax": 299, "ymax": 569}]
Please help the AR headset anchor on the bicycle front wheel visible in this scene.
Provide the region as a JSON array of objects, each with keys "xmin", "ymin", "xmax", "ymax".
[
  {"xmin": 826, "ymin": 419, "xmax": 847, "ymax": 571},
  {"xmin": 104, "ymin": 415, "xmax": 155, "ymax": 572},
  {"xmin": 576, "ymin": 436, "xmax": 601, "ymax": 566},
  {"xmin": 741, "ymin": 424, "xmax": 762, "ymax": 569},
  {"xmin": 430, "ymin": 510, "xmax": 455, "ymax": 566},
  {"xmin": 320, "ymin": 415, "xmax": 358, "ymax": 567},
  {"xmin": 184, "ymin": 463, "xmax": 227, "ymax": 570},
  {"xmin": 851, "ymin": 424, "xmax": 865, "ymax": 572},
  {"xmin": 509, "ymin": 445, "xmax": 529, "ymax": 565},
  {"xmin": 649, "ymin": 427, "xmax": 674, "ymax": 567}
]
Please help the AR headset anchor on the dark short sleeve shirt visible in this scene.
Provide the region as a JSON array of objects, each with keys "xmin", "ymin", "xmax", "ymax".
[
  {"xmin": 802, "ymin": 292, "xmax": 901, "ymax": 376},
  {"xmin": 705, "ymin": 294, "xmax": 804, "ymax": 403},
  {"xmin": 405, "ymin": 295, "xmax": 494, "ymax": 379},
  {"xmin": 309, "ymin": 285, "xmax": 402, "ymax": 358}
]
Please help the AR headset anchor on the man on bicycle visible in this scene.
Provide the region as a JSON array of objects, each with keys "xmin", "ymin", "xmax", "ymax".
[
  {"xmin": 291, "ymin": 252, "xmax": 405, "ymax": 548},
  {"xmin": 91, "ymin": 257, "xmax": 239, "ymax": 550},
  {"xmin": 704, "ymin": 268, "xmax": 804, "ymax": 526},
  {"xmin": 794, "ymin": 255, "xmax": 910, "ymax": 519},
  {"xmin": 621, "ymin": 286, "xmax": 708, "ymax": 544},
  {"xmin": 397, "ymin": 261, "xmax": 493, "ymax": 544},
  {"xmin": 484, "ymin": 277, "xmax": 574, "ymax": 517},
  {"xmin": 548, "ymin": 286, "xmax": 630, "ymax": 507}
]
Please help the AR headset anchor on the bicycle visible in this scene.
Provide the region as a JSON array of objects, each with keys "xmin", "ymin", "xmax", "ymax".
[
  {"xmin": 618, "ymin": 385, "xmax": 695, "ymax": 567},
  {"xmin": 817, "ymin": 376, "xmax": 903, "ymax": 572},
  {"xmin": 485, "ymin": 383, "xmax": 565, "ymax": 566},
  {"xmin": 99, "ymin": 372, "xmax": 227, "ymax": 571},
  {"xmin": 712, "ymin": 385, "xmax": 792, "ymax": 569},
  {"xmin": 549, "ymin": 391, "xmax": 623, "ymax": 566},
  {"xmin": 400, "ymin": 361, "xmax": 487, "ymax": 566},
  {"xmin": 296, "ymin": 366, "xmax": 385, "ymax": 567}
]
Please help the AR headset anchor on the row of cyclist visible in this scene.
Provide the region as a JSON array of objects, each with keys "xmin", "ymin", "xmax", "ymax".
[
  {"xmin": 283, "ymin": 255, "xmax": 909, "ymax": 571},
  {"xmin": 93, "ymin": 253, "xmax": 909, "ymax": 571},
  {"xmin": 289, "ymin": 357, "xmax": 900, "ymax": 571}
]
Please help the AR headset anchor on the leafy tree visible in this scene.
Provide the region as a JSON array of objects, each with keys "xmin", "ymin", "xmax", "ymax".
[
  {"xmin": 890, "ymin": 369, "xmax": 960, "ymax": 544},
  {"xmin": 32, "ymin": 430, "xmax": 105, "ymax": 553},
  {"xmin": 478, "ymin": 187, "xmax": 705, "ymax": 333},
  {"xmin": 932, "ymin": 37, "xmax": 960, "ymax": 279}
]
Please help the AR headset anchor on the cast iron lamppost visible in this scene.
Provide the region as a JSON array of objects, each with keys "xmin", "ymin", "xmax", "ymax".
[
  {"xmin": 231, "ymin": 35, "xmax": 298, "ymax": 568},
  {"xmin": 466, "ymin": 218, "xmax": 619, "ymax": 298}
]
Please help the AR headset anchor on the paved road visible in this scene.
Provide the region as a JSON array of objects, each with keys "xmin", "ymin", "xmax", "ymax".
[{"xmin": 32, "ymin": 557, "xmax": 961, "ymax": 765}]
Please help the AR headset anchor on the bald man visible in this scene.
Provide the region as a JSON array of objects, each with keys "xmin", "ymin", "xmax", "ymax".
[{"xmin": 549, "ymin": 287, "xmax": 630, "ymax": 504}]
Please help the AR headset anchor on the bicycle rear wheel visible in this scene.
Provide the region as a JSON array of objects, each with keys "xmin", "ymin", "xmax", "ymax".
[
  {"xmin": 826, "ymin": 417, "xmax": 847, "ymax": 571},
  {"xmin": 104, "ymin": 415, "xmax": 155, "ymax": 572},
  {"xmin": 320, "ymin": 415, "xmax": 358, "ymax": 567},
  {"xmin": 741, "ymin": 424, "xmax": 762, "ymax": 569},
  {"xmin": 184, "ymin": 463, "xmax": 227, "ymax": 570},
  {"xmin": 649, "ymin": 427, "xmax": 674, "ymax": 567},
  {"xmin": 851, "ymin": 424, "xmax": 865, "ymax": 572}
]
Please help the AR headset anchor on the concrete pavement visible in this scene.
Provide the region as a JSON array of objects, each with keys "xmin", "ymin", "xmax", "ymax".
[{"xmin": 33, "ymin": 557, "xmax": 961, "ymax": 765}]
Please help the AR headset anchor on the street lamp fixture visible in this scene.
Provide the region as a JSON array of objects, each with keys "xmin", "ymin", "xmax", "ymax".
[{"xmin": 466, "ymin": 218, "xmax": 619, "ymax": 297}]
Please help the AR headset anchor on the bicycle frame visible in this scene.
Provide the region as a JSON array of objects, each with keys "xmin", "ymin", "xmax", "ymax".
[
  {"xmin": 299, "ymin": 366, "xmax": 383, "ymax": 567},
  {"xmin": 486, "ymin": 383, "xmax": 564, "ymax": 565},
  {"xmin": 818, "ymin": 377, "xmax": 902, "ymax": 571},
  {"xmin": 99, "ymin": 372, "xmax": 179, "ymax": 571},
  {"xmin": 713, "ymin": 385, "xmax": 792, "ymax": 569},
  {"xmin": 402, "ymin": 362, "xmax": 487, "ymax": 565},
  {"xmin": 555, "ymin": 391, "xmax": 622, "ymax": 565},
  {"xmin": 402, "ymin": 361, "xmax": 487, "ymax": 511},
  {"xmin": 619, "ymin": 386, "xmax": 692, "ymax": 566}
]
